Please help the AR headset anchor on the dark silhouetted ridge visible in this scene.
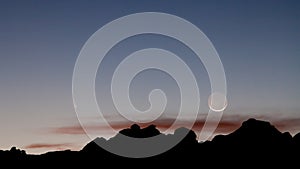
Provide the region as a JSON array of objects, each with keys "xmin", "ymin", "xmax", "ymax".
[
  {"xmin": 1, "ymin": 118, "xmax": 299, "ymax": 166},
  {"xmin": 212, "ymin": 118, "xmax": 293, "ymax": 146},
  {"xmin": 119, "ymin": 124, "xmax": 160, "ymax": 138}
]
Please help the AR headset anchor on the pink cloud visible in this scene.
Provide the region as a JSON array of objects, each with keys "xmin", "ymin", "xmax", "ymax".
[
  {"xmin": 51, "ymin": 123, "xmax": 131, "ymax": 135},
  {"xmin": 49, "ymin": 115, "xmax": 300, "ymax": 137},
  {"xmin": 49, "ymin": 117, "xmax": 243, "ymax": 136},
  {"xmin": 25, "ymin": 143, "xmax": 74, "ymax": 150}
]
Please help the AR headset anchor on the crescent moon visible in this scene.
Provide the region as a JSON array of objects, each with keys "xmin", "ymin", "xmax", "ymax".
[{"xmin": 208, "ymin": 93, "xmax": 228, "ymax": 112}]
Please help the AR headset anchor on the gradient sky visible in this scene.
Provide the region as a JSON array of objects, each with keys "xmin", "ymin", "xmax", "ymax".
[{"xmin": 0, "ymin": 0, "xmax": 299, "ymax": 154}]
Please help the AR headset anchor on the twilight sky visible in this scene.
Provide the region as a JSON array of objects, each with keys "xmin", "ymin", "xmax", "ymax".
[{"xmin": 0, "ymin": 0, "xmax": 300, "ymax": 154}]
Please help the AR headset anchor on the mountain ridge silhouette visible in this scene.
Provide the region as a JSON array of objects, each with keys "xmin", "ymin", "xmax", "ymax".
[{"xmin": 1, "ymin": 118, "xmax": 299, "ymax": 166}]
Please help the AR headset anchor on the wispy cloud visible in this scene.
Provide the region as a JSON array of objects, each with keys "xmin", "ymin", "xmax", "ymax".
[
  {"xmin": 48, "ymin": 115, "xmax": 300, "ymax": 137},
  {"xmin": 53, "ymin": 125, "xmax": 87, "ymax": 135},
  {"xmin": 49, "ymin": 116, "xmax": 242, "ymax": 135},
  {"xmin": 272, "ymin": 118, "xmax": 300, "ymax": 132},
  {"xmin": 25, "ymin": 143, "xmax": 74, "ymax": 150},
  {"xmin": 51, "ymin": 123, "xmax": 130, "ymax": 135}
]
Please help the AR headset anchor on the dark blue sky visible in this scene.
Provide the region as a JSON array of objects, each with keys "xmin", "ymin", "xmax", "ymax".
[{"xmin": 0, "ymin": 0, "xmax": 299, "ymax": 154}]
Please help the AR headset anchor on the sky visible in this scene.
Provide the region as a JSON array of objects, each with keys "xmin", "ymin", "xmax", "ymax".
[{"xmin": 0, "ymin": 0, "xmax": 300, "ymax": 154}]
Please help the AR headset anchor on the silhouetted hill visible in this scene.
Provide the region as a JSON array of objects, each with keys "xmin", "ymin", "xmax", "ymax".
[
  {"xmin": 119, "ymin": 124, "xmax": 160, "ymax": 138},
  {"xmin": 294, "ymin": 132, "xmax": 300, "ymax": 144},
  {"xmin": 1, "ymin": 118, "xmax": 299, "ymax": 166},
  {"xmin": 207, "ymin": 118, "xmax": 297, "ymax": 165},
  {"xmin": 212, "ymin": 118, "xmax": 293, "ymax": 146}
]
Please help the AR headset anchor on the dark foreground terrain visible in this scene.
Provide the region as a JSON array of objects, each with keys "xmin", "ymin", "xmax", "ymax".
[{"xmin": 1, "ymin": 118, "xmax": 300, "ymax": 167}]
